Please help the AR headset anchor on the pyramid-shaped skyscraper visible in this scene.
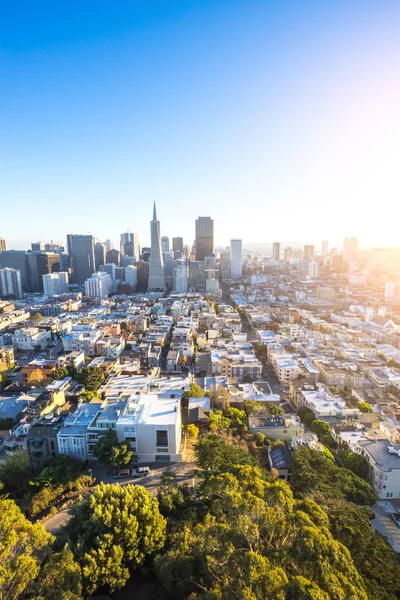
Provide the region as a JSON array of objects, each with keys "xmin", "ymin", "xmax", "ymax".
[{"xmin": 147, "ymin": 202, "xmax": 166, "ymax": 292}]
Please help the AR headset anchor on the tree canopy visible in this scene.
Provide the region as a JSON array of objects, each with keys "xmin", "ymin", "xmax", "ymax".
[{"xmin": 93, "ymin": 428, "xmax": 132, "ymax": 469}]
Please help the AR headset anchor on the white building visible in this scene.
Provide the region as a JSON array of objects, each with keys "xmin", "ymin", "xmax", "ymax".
[
  {"xmin": 124, "ymin": 265, "xmax": 137, "ymax": 290},
  {"xmin": 307, "ymin": 260, "xmax": 319, "ymax": 279},
  {"xmin": 269, "ymin": 350, "xmax": 300, "ymax": 384},
  {"xmin": 12, "ymin": 327, "xmax": 51, "ymax": 351},
  {"xmin": 356, "ymin": 440, "xmax": 400, "ymax": 500},
  {"xmin": 230, "ymin": 239, "xmax": 243, "ymax": 278},
  {"xmin": 42, "ymin": 272, "xmax": 69, "ymax": 298},
  {"xmin": 173, "ymin": 258, "xmax": 188, "ymax": 293},
  {"xmin": 343, "ymin": 237, "xmax": 358, "ymax": 262},
  {"xmin": 0, "ymin": 268, "xmax": 22, "ymax": 299},
  {"xmin": 57, "ymin": 403, "xmax": 100, "ymax": 460},
  {"xmin": 62, "ymin": 329, "xmax": 102, "ymax": 356},
  {"xmin": 84, "ymin": 272, "xmax": 112, "ymax": 299}
]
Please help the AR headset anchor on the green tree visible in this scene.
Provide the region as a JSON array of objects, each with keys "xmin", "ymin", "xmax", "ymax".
[
  {"xmin": 53, "ymin": 367, "xmax": 69, "ymax": 380},
  {"xmin": 310, "ymin": 420, "xmax": 331, "ymax": 438},
  {"xmin": 32, "ymin": 546, "xmax": 82, "ymax": 600},
  {"xmin": 157, "ymin": 471, "xmax": 189, "ymax": 520},
  {"xmin": 93, "ymin": 429, "xmax": 132, "ymax": 469},
  {"xmin": 184, "ymin": 382, "xmax": 205, "ymax": 399},
  {"xmin": 186, "ymin": 423, "xmax": 199, "ymax": 439},
  {"xmin": 297, "ymin": 407, "xmax": 316, "ymax": 427},
  {"xmin": 357, "ymin": 401, "xmax": 372, "ymax": 413},
  {"xmin": 0, "ymin": 449, "xmax": 31, "ymax": 497},
  {"xmin": 0, "ymin": 495, "xmax": 53, "ymax": 600},
  {"xmin": 223, "ymin": 406, "xmax": 247, "ymax": 428},
  {"xmin": 195, "ymin": 435, "xmax": 258, "ymax": 473},
  {"xmin": 269, "ymin": 404, "xmax": 284, "ymax": 416},
  {"xmin": 65, "ymin": 483, "xmax": 166, "ymax": 594},
  {"xmin": 342, "ymin": 452, "xmax": 369, "ymax": 480},
  {"xmin": 209, "ymin": 411, "xmax": 231, "ymax": 431},
  {"xmin": 75, "ymin": 366, "xmax": 105, "ymax": 392}
]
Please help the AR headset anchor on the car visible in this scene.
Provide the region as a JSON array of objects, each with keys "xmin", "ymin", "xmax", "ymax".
[
  {"xmin": 113, "ymin": 468, "xmax": 131, "ymax": 479},
  {"xmin": 131, "ymin": 467, "xmax": 150, "ymax": 478}
]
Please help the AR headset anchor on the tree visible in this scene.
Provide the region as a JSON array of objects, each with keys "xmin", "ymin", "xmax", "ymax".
[
  {"xmin": 195, "ymin": 435, "xmax": 258, "ymax": 473},
  {"xmin": 310, "ymin": 420, "xmax": 331, "ymax": 438},
  {"xmin": 342, "ymin": 452, "xmax": 369, "ymax": 480},
  {"xmin": 184, "ymin": 382, "xmax": 205, "ymax": 399},
  {"xmin": 0, "ymin": 495, "xmax": 53, "ymax": 600},
  {"xmin": 31, "ymin": 313, "xmax": 44, "ymax": 322},
  {"xmin": 0, "ymin": 449, "xmax": 31, "ymax": 497},
  {"xmin": 269, "ymin": 404, "xmax": 284, "ymax": 416},
  {"xmin": 32, "ymin": 546, "xmax": 82, "ymax": 600},
  {"xmin": 297, "ymin": 407, "xmax": 316, "ymax": 427},
  {"xmin": 53, "ymin": 367, "xmax": 69, "ymax": 380},
  {"xmin": 75, "ymin": 366, "xmax": 105, "ymax": 392},
  {"xmin": 93, "ymin": 428, "xmax": 132, "ymax": 469},
  {"xmin": 357, "ymin": 401, "xmax": 372, "ymax": 413},
  {"xmin": 65, "ymin": 483, "xmax": 166, "ymax": 594},
  {"xmin": 242, "ymin": 374, "xmax": 253, "ymax": 383},
  {"xmin": 186, "ymin": 424, "xmax": 199, "ymax": 439},
  {"xmin": 27, "ymin": 369, "xmax": 48, "ymax": 387},
  {"xmin": 224, "ymin": 406, "xmax": 247, "ymax": 428},
  {"xmin": 157, "ymin": 471, "xmax": 189, "ymax": 520}
]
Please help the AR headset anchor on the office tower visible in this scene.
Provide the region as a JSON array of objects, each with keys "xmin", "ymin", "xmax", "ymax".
[
  {"xmin": 0, "ymin": 268, "xmax": 23, "ymax": 299},
  {"xmin": 136, "ymin": 260, "xmax": 149, "ymax": 292},
  {"xmin": 206, "ymin": 268, "xmax": 221, "ymax": 298},
  {"xmin": 161, "ymin": 236, "xmax": 170, "ymax": 253},
  {"xmin": 0, "ymin": 238, "xmax": 6, "ymax": 253},
  {"xmin": 84, "ymin": 272, "xmax": 112, "ymax": 299},
  {"xmin": 120, "ymin": 255, "xmax": 135, "ymax": 267},
  {"xmin": 0, "ymin": 250, "xmax": 30, "ymax": 291},
  {"xmin": 322, "ymin": 241, "xmax": 329, "ymax": 256},
  {"xmin": 172, "ymin": 237, "xmax": 184, "ymax": 260},
  {"xmin": 188, "ymin": 261, "xmax": 207, "ymax": 292},
  {"xmin": 304, "ymin": 245, "xmax": 315, "ymax": 259},
  {"xmin": 184, "ymin": 244, "xmax": 191, "ymax": 259},
  {"xmin": 141, "ymin": 246, "xmax": 151, "ymax": 261},
  {"xmin": 31, "ymin": 242, "xmax": 45, "ymax": 252},
  {"xmin": 272, "ymin": 242, "xmax": 281, "ymax": 262},
  {"xmin": 284, "ymin": 247, "xmax": 293, "ymax": 264},
  {"xmin": 106, "ymin": 249, "xmax": 120, "ymax": 266},
  {"xmin": 104, "ymin": 239, "xmax": 113, "ymax": 253},
  {"xmin": 230, "ymin": 239, "xmax": 243, "ymax": 278},
  {"xmin": 36, "ymin": 253, "xmax": 60, "ymax": 291},
  {"xmin": 173, "ymin": 258, "xmax": 188, "ymax": 292},
  {"xmin": 205, "ymin": 254, "xmax": 216, "ymax": 270},
  {"xmin": 120, "ymin": 232, "xmax": 133, "ymax": 255},
  {"xmin": 195, "ymin": 217, "xmax": 214, "ymax": 261},
  {"xmin": 42, "ymin": 272, "xmax": 69, "ymax": 297},
  {"xmin": 308, "ymin": 260, "xmax": 320, "ymax": 279},
  {"xmin": 67, "ymin": 235, "xmax": 95, "ymax": 284},
  {"xmin": 124, "ymin": 265, "xmax": 137, "ymax": 290},
  {"xmin": 163, "ymin": 250, "xmax": 174, "ymax": 290},
  {"xmin": 148, "ymin": 203, "xmax": 166, "ymax": 291},
  {"xmin": 94, "ymin": 242, "xmax": 106, "ymax": 271},
  {"xmin": 100, "ymin": 263, "xmax": 116, "ymax": 279},
  {"xmin": 343, "ymin": 237, "xmax": 358, "ymax": 262},
  {"xmin": 220, "ymin": 249, "xmax": 231, "ymax": 282}
]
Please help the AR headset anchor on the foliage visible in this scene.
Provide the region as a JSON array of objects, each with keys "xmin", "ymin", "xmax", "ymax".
[
  {"xmin": 27, "ymin": 369, "xmax": 48, "ymax": 387},
  {"xmin": 65, "ymin": 483, "xmax": 166, "ymax": 594},
  {"xmin": 53, "ymin": 367, "xmax": 69, "ymax": 380},
  {"xmin": 0, "ymin": 449, "xmax": 31, "ymax": 497},
  {"xmin": 223, "ymin": 407, "xmax": 247, "ymax": 428},
  {"xmin": 310, "ymin": 420, "xmax": 330, "ymax": 438},
  {"xmin": 357, "ymin": 401, "xmax": 372, "ymax": 413},
  {"xmin": 32, "ymin": 546, "xmax": 83, "ymax": 600},
  {"xmin": 207, "ymin": 385, "xmax": 230, "ymax": 409},
  {"xmin": 94, "ymin": 428, "xmax": 132, "ymax": 469},
  {"xmin": 244, "ymin": 400, "xmax": 266, "ymax": 416},
  {"xmin": 255, "ymin": 344, "xmax": 267, "ymax": 361},
  {"xmin": 184, "ymin": 382, "xmax": 206, "ymax": 400},
  {"xmin": 195, "ymin": 434, "xmax": 258, "ymax": 473},
  {"xmin": 186, "ymin": 424, "xmax": 199, "ymax": 439},
  {"xmin": 297, "ymin": 407, "xmax": 316, "ymax": 428},
  {"xmin": 269, "ymin": 404, "xmax": 284, "ymax": 416},
  {"xmin": 329, "ymin": 386, "xmax": 340, "ymax": 394},
  {"xmin": 341, "ymin": 451, "xmax": 369, "ymax": 480},
  {"xmin": 322, "ymin": 446, "xmax": 334, "ymax": 461},
  {"xmin": 291, "ymin": 447, "xmax": 376, "ymax": 506},
  {"xmin": 157, "ymin": 471, "xmax": 191, "ymax": 521},
  {"xmin": 75, "ymin": 366, "xmax": 105, "ymax": 392},
  {"xmin": 79, "ymin": 390, "xmax": 96, "ymax": 402},
  {"xmin": 209, "ymin": 411, "xmax": 231, "ymax": 431},
  {"xmin": 0, "ymin": 495, "xmax": 53, "ymax": 600}
]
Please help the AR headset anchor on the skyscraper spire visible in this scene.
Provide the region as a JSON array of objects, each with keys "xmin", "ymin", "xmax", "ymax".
[{"xmin": 147, "ymin": 203, "xmax": 166, "ymax": 292}]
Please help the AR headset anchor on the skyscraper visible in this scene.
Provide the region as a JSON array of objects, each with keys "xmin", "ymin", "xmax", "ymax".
[
  {"xmin": 195, "ymin": 217, "xmax": 214, "ymax": 261},
  {"xmin": 36, "ymin": 252, "xmax": 61, "ymax": 292},
  {"xmin": 0, "ymin": 238, "xmax": 6, "ymax": 253},
  {"xmin": 148, "ymin": 203, "xmax": 166, "ymax": 291},
  {"xmin": 272, "ymin": 242, "xmax": 281, "ymax": 261},
  {"xmin": 342, "ymin": 237, "xmax": 358, "ymax": 262},
  {"xmin": 67, "ymin": 235, "xmax": 95, "ymax": 284},
  {"xmin": 161, "ymin": 236, "xmax": 170, "ymax": 253},
  {"xmin": 106, "ymin": 249, "xmax": 120, "ymax": 266},
  {"xmin": 322, "ymin": 241, "xmax": 329, "ymax": 256},
  {"xmin": 230, "ymin": 239, "xmax": 243, "ymax": 278},
  {"xmin": 304, "ymin": 245, "xmax": 315, "ymax": 259},
  {"xmin": 94, "ymin": 242, "xmax": 106, "ymax": 271},
  {"xmin": 0, "ymin": 268, "xmax": 22, "ymax": 299},
  {"xmin": 172, "ymin": 237, "xmax": 184, "ymax": 259},
  {"xmin": 173, "ymin": 258, "xmax": 188, "ymax": 292},
  {"xmin": 43, "ymin": 272, "xmax": 69, "ymax": 297},
  {"xmin": 0, "ymin": 250, "xmax": 30, "ymax": 291}
]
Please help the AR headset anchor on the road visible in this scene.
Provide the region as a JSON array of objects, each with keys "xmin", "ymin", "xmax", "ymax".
[
  {"xmin": 372, "ymin": 504, "xmax": 400, "ymax": 552},
  {"xmin": 43, "ymin": 462, "xmax": 196, "ymax": 534}
]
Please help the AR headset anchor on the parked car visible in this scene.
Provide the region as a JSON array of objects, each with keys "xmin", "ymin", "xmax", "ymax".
[
  {"xmin": 113, "ymin": 468, "xmax": 130, "ymax": 479},
  {"xmin": 131, "ymin": 467, "xmax": 151, "ymax": 478}
]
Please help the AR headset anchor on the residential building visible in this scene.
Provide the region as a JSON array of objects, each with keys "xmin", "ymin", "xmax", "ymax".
[
  {"xmin": 308, "ymin": 260, "xmax": 320, "ymax": 279},
  {"xmin": 0, "ymin": 268, "xmax": 22, "ymax": 298},
  {"xmin": 272, "ymin": 242, "xmax": 281, "ymax": 262},
  {"xmin": 304, "ymin": 245, "xmax": 315, "ymax": 259},
  {"xmin": 0, "ymin": 238, "xmax": 6, "ymax": 252},
  {"xmin": 188, "ymin": 261, "xmax": 207, "ymax": 292},
  {"xmin": 42, "ymin": 272, "xmax": 69, "ymax": 297},
  {"xmin": 322, "ymin": 240, "xmax": 329, "ymax": 256},
  {"xmin": 12, "ymin": 327, "xmax": 51, "ymax": 351},
  {"xmin": 356, "ymin": 440, "xmax": 400, "ymax": 500},
  {"xmin": 220, "ymin": 249, "xmax": 231, "ymax": 281}
]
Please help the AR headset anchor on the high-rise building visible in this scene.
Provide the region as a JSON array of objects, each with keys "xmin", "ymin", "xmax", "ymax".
[
  {"xmin": 31, "ymin": 242, "xmax": 45, "ymax": 252},
  {"xmin": 322, "ymin": 241, "xmax": 329, "ymax": 256},
  {"xmin": 272, "ymin": 242, "xmax": 281, "ymax": 262},
  {"xmin": 104, "ymin": 239, "xmax": 113, "ymax": 253},
  {"xmin": 136, "ymin": 260, "xmax": 150, "ymax": 292},
  {"xmin": 220, "ymin": 249, "xmax": 231, "ymax": 282},
  {"xmin": 42, "ymin": 272, "xmax": 69, "ymax": 297},
  {"xmin": 84, "ymin": 272, "xmax": 112, "ymax": 299},
  {"xmin": 0, "ymin": 250, "xmax": 30, "ymax": 291},
  {"xmin": 124, "ymin": 265, "xmax": 137, "ymax": 290},
  {"xmin": 172, "ymin": 237, "xmax": 184, "ymax": 260},
  {"xmin": 148, "ymin": 203, "xmax": 166, "ymax": 291},
  {"xmin": 173, "ymin": 258, "xmax": 188, "ymax": 292},
  {"xmin": 230, "ymin": 239, "xmax": 243, "ymax": 278},
  {"xmin": 36, "ymin": 253, "xmax": 61, "ymax": 291},
  {"xmin": 106, "ymin": 249, "xmax": 120, "ymax": 266},
  {"xmin": 284, "ymin": 247, "xmax": 293, "ymax": 264},
  {"xmin": 120, "ymin": 232, "xmax": 139, "ymax": 262},
  {"xmin": 308, "ymin": 260, "xmax": 320, "ymax": 279},
  {"xmin": 0, "ymin": 238, "xmax": 6, "ymax": 253},
  {"xmin": 163, "ymin": 250, "xmax": 174, "ymax": 290},
  {"xmin": 67, "ymin": 235, "xmax": 95, "ymax": 284},
  {"xmin": 343, "ymin": 237, "xmax": 358, "ymax": 262},
  {"xmin": 188, "ymin": 261, "xmax": 207, "ymax": 292},
  {"xmin": 195, "ymin": 217, "xmax": 214, "ymax": 261},
  {"xmin": 304, "ymin": 245, "xmax": 315, "ymax": 259},
  {"xmin": 161, "ymin": 236, "xmax": 170, "ymax": 253},
  {"xmin": 94, "ymin": 242, "xmax": 106, "ymax": 271},
  {"xmin": 0, "ymin": 268, "xmax": 22, "ymax": 299}
]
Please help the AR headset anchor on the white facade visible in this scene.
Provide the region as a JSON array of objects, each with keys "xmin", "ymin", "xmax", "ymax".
[
  {"xmin": 124, "ymin": 265, "xmax": 137, "ymax": 289},
  {"xmin": 42, "ymin": 271, "xmax": 69, "ymax": 297},
  {"xmin": 230, "ymin": 239, "xmax": 243, "ymax": 278},
  {"xmin": 84, "ymin": 272, "xmax": 112, "ymax": 299},
  {"xmin": 173, "ymin": 258, "xmax": 188, "ymax": 292},
  {"xmin": 343, "ymin": 237, "xmax": 358, "ymax": 262},
  {"xmin": 308, "ymin": 260, "xmax": 319, "ymax": 279},
  {"xmin": 0, "ymin": 268, "xmax": 22, "ymax": 299},
  {"xmin": 12, "ymin": 327, "xmax": 51, "ymax": 351},
  {"xmin": 62, "ymin": 329, "xmax": 102, "ymax": 356},
  {"xmin": 356, "ymin": 440, "xmax": 400, "ymax": 500}
]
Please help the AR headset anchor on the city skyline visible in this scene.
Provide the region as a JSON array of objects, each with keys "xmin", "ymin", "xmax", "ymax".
[{"xmin": 1, "ymin": 1, "xmax": 400, "ymax": 248}]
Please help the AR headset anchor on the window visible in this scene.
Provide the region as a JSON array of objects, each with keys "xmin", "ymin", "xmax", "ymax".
[
  {"xmin": 156, "ymin": 455, "xmax": 170, "ymax": 462},
  {"xmin": 157, "ymin": 448, "xmax": 169, "ymax": 453},
  {"xmin": 156, "ymin": 430, "xmax": 168, "ymax": 447}
]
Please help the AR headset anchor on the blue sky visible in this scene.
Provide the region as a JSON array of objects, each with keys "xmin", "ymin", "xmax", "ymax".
[{"xmin": 1, "ymin": 0, "xmax": 399, "ymax": 251}]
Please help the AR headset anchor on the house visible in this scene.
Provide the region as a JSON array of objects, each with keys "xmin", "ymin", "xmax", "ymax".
[{"xmin": 356, "ymin": 440, "xmax": 400, "ymax": 500}]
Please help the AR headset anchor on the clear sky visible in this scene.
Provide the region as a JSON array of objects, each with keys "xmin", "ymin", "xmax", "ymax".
[{"xmin": 1, "ymin": 0, "xmax": 399, "ymax": 251}]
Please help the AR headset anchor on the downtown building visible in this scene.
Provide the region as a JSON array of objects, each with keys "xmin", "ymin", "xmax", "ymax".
[
  {"xmin": 67, "ymin": 234, "xmax": 95, "ymax": 284},
  {"xmin": 42, "ymin": 272, "xmax": 69, "ymax": 297},
  {"xmin": 195, "ymin": 217, "xmax": 214, "ymax": 261},
  {"xmin": 147, "ymin": 203, "xmax": 166, "ymax": 292},
  {"xmin": 230, "ymin": 239, "xmax": 243, "ymax": 278},
  {"xmin": 0, "ymin": 268, "xmax": 23, "ymax": 299},
  {"xmin": 84, "ymin": 272, "xmax": 112, "ymax": 299}
]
